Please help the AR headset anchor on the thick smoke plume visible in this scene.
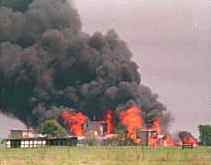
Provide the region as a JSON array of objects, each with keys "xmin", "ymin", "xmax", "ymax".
[{"xmin": 0, "ymin": 0, "xmax": 171, "ymax": 130}]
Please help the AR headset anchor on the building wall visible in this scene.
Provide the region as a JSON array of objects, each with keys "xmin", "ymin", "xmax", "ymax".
[
  {"xmin": 10, "ymin": 130, "xmax": 37, "ymax": 139},
  {"xmin": 5, "ymin": 137, "xmax": 78, "ymax": 148},
  {"xmin": 6, "ymin": 139, "xmax": 46, "ymax": 148}
]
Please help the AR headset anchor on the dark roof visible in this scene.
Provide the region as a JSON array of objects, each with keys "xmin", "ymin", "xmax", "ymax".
[
  {"xmin": 4, "ymin": 136, "xmax": 77, "ymax": 141},
  {"xmin": 10, "ymin": 129, "xmax": 36, "ymax": 132},
  {"xmin": 4, "ymin": 137, "xmax": 47, "ymax": 141}
]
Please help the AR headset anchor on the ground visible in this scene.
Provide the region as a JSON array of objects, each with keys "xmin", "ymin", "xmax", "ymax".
[{"xmin": 0, "ymin": 146, "xmax": 211, "ymax": 165}]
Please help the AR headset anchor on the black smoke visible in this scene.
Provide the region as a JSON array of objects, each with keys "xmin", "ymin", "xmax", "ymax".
[
  {"xmin": 178, "ymin": 131, "xmax": 195, "ymax": 140},
  {"xmin": 0, "ymin": 0, "xmax": 171, "ymax": 129}
]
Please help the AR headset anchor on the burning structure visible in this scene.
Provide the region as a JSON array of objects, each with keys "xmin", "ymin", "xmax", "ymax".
[
  {"xmin": 119, "ymin": 106, "xmax": 143, "ymax": 144},
  {"xmin": 59, "ymin": 106, "xmax": 178, "ymax": 147},
  {"xmin": 61, "ymin": 111, "xmax": 87, "ymax": 137},
  {"xmin": 4, "ymin": 107, "xmax": 197, "ymax": 148},
  {"xmin": 179, "ymin": 131, "xmax": 198, "ymax": 148}
]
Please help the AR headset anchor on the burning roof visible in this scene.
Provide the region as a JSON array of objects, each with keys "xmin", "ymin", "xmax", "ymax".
[{"xmin": 179, "ymin": 131, "xmax": 198, "ymax": 146}]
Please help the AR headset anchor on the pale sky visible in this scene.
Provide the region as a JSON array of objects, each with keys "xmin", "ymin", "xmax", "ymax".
[{"xmin": 0, "ymin": 0, "xmax": 210, "ymax": 138}]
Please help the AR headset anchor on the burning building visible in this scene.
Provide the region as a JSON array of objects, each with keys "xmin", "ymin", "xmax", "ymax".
[
  {"xmin": 4, "ymin": 110, "xmax": 197, "ymax": 148},
  {"xmin": 179, "ymin": 131, "xmax": 198, "ymax": 148},
  {"xmin": 119, "ymin": 106, "xmax": 143, "ymax": 144},
  {"xmin": 59, "ymin": 106, "xmax": 177, "ymax": 147}
]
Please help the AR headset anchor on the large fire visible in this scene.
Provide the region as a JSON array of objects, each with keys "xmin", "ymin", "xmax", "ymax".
[
  {"xmin": 60, "ymin": 109, "xmax": 197, "ymax": 148},
  {"xmin": 148, "ymin": 117, "xmax": 175, "ymax": 147},
  {"xmin": 182, "ymin": 137, "xmax": 197, "ymax": 145},
  {"xmin": 61, "ymin": 111, "xmax": 87, "ymax": 137},
  {"xmin": 179, "ymin": 131, "xmax": 198, "ymax": 146},
  {"xmin": 104, "ymin": 110, "xmax": 114, "ymax": 135},
  {"xmin": 119, "ymin": 106, "xmax": 143, "ymax": 144}
]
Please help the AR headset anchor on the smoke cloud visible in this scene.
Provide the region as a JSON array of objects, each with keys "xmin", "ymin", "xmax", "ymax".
[{"xmin": 0, "ymin": 0, "xmax": 170, "ymax": 130}]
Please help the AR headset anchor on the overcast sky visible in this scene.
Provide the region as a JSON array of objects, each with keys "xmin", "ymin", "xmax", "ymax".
[
  {"xmin": 0, "ymin": 0, "xmax": 210, "ymax": 138},
  {"xmin": 73, "ymin": 0, "xmax": 211, "ymax": 137}
]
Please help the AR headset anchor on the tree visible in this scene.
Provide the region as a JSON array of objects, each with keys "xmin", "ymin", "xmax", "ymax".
[
  {"xmin": 40, "ymin": 119, "xmax": 67, "ymax": 137},
  {"xmin": 198, "ymin": 125, "xmax": 211, "ymax": 146}
]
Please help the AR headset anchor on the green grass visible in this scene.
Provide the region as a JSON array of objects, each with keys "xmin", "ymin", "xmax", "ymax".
[{"xmin": 0, "ymin": 146, "xmax": 211, "ymax": 165}]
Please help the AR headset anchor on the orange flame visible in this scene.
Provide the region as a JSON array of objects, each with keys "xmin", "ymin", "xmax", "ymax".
[
  {"xmin": 61, "ymin": 111, "xmax": 87, "ymax": 136},
  {"xmin": 163, "ymin": 135, "xmax": 175, "ymax": 147},
  {"xmin": 104, "ymin": 110, "xmax": 114, "ymax": 134},
  {"xmin": 179, "ymin": 131, "xmax": 198, "ymax": 147},
  {"xmin": 120, "ymin": 106, "xmax": 143, "ymax": 144},
  {"xmin": 152, "ymin": 117, "xmax": 161, "ymax": 134},
  {"xmin": 181, "ymin": 136, "xmax": 197, "ymax": 146},
  {"xmin": 147, "ymin": 117, "xmax": 161, "ymax": 148}
]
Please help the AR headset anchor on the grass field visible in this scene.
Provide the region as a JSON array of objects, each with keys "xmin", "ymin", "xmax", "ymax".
[{"xmin": 0, "ymin": 146, "xmax": 211, "ymax": 165}]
